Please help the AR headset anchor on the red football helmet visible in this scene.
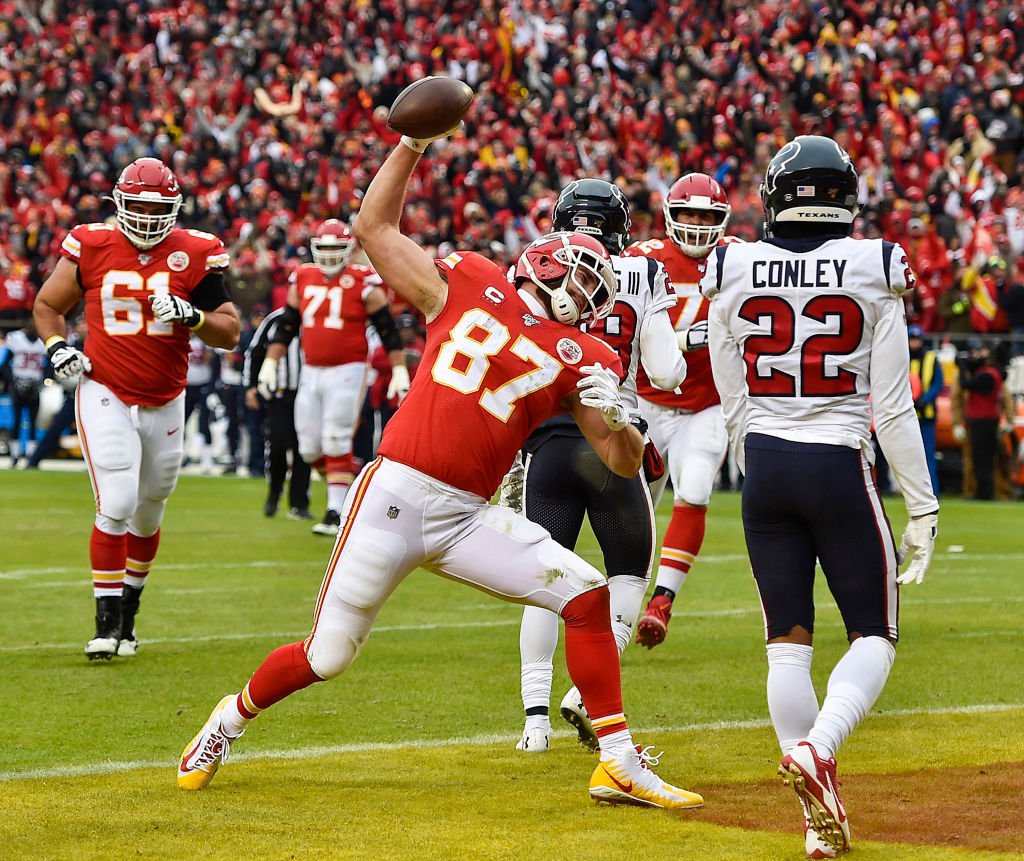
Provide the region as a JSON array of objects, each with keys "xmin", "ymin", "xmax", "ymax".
[
  {"xmin": 514, "ymin": 231, "xmax": 617, "ymax": 325},
  {"xmin": 310, "ymin": 219, "xmax": 354, "ymax": 275},
  {"xmin": 663, "ymin": 173, "xmax": 731, "ymax": 257},
  {"xmin": 112, "ymin": 157, "xmax": 182, "ymax": 249}
]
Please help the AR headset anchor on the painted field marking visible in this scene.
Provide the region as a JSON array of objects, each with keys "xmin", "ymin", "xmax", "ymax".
[
  {"xmin": 5, "ymin": 551, "xmax": 1022, "ymax": 581},
  {"xmin": 1, "ymin": 701, "xmax": 1020, "ymax": 783}
]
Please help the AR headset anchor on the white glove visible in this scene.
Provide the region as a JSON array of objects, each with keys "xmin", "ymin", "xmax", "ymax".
[
  {"xmin": 257, "ymin": 357, "xmax": 280, "ymax": 401},
  {"xmin": 496, "ymin": 450, "xmax": 525, "ymax": 513},
  {"xmin": 387, "ymin": 365, "xmax": 411, "ymax": 403},
  {"xmin": 400, "ymin": 123, "xmax": 463, "ymax": 154},
  {"xmin": 896, "ymin": 512, "xmax": 938, "ymax": 586},
  {"xmin": 149, "ymin": 293, "xmax": 204, "ymax": 328},
  {"xmin": 577, "ymin": 363, "xmax": 628, "ymax": 431},
  {"xmin": 676, "ymin": 320, "xmax": 709, "ymax": 351},
  {"xmin": 952, "ymin": 424, "xmax": 967, "ymax": 444},
  {"xmin": 46, "ymin": 338, "xmax": 92, "ymax": 381}
]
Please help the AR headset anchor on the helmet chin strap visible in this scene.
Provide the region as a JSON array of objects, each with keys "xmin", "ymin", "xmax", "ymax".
[{"xmin": 548, "ymin": 283, "xmax": 579, "ymax": 324}]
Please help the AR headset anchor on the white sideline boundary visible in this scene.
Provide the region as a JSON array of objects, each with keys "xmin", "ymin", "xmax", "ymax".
[{"xmin": 1, "ymin": 702, "xmax": 1020, "ymax": 783}]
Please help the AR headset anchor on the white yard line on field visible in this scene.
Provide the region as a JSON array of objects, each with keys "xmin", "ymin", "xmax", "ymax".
[
  {"xmin": 4, "ymin": 551, "xmax": 1022, "ymax": 582},
  {"xmin": 1, "ymin": 701, "xmax": 1019, "ymax": 783}
]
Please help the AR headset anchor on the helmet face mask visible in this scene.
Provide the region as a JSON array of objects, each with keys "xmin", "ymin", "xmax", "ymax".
[
  {"xmin": 514, "ymin": 231, "xmax": 618, "ymax": 325},
  {"xmin": 113, "ymin": 158, "xmax": 182, "ymax": 249},
  {"xmin": 663, "ymin": 173, "xmax": 731, "ymax": 256},
  {"xmin": 310, "ymin": 219, "xmax": 354, "ymax": 275},
  {"xmin": 551, "ymin": 179, "xmax": 631, "ymax": 255},
  {"xmin": 760, "ymin": 135, "xmax": 860, "ymax": 238}
]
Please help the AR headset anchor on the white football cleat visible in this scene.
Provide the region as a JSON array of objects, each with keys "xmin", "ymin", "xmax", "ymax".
[
  {"xmin": 559, "ymin": 686, "xmax": 598, "ymax": 752},
  {"xmin": 780, "ymin": 742, "xmax": 851, "ymax": 853},
  {"xmin": 515, "ymin": 725, "xmax": 550, "ymax": 753}
]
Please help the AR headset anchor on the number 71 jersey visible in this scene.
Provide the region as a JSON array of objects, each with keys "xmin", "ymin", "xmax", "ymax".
[
  {"xmin": 62, "ymin": 223, "xmax": 229, "ymax": 407},
  {"xmin": 701, "ymin": 236, "xmax": 916, "ymax": 447},
  {"xmin": 377, "ymin": 251, "xmax": 622, "ymax": 498}
]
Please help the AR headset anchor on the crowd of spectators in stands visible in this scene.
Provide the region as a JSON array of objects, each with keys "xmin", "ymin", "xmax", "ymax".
[{"xmin": 1, "ymin": 0, "xmax": 1023, "ymax": 341}]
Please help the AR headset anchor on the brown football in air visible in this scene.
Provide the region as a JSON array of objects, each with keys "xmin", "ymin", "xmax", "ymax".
[{"xmin": 387, "ymin": 76, "xmax": 474, "ymax": 139}]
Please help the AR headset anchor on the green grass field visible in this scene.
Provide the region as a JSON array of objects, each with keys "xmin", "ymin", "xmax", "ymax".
[{"xmin": 1, "ymin": 470, "xmax": 1021, "ymax": 860}]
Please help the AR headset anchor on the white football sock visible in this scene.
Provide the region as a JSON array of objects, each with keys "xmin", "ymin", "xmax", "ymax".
[
  {"xmin": 608, "ymin": 575, "xmax": 648, "ymax": 654},
  {"xmin": 519, "ymin": 605, "xmax": 559, "ymax": 712},
  {"xmin": 766, "ymin": 643, "xmax": 818, "ymax": 755},
  {"xmin": 653, "ymin": 567, "xmax": 687, "ymax": 595},
  {"xmin": 807, "ymin": 636, "xmax": 896, "ymax": 759},
  {"xmin": 327, "ymin": 483, "xmax": 349, "ymax": 513},
  {"xmin": 597, "ymin": 727, "xmax": 636, "ymax": 760},
  {"xmin": 219, "ymin": 696, "xmax": 251, "ymax": 739}
]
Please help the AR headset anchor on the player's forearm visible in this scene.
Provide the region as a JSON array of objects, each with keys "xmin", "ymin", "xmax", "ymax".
[
  {"xmin": 639, "ymin": 312, "xmax": 687, "ymax": 391},
  {"xmin": 386, "ymin": 348, "xmax": 405, "ymax": 369},
  {"xmin": 195, "ymin": 308, "xmax": 240, "ymax": 350},
  {"xmin": 874, "ymin": 410, "xmax": 939, "ymax": 516},
  {"xmin": 353, "ymin": 144, "xmax": 420, "ymax": 243},
  {"xmin": 602, "ymin": 424, "xmax": 644, "ymax": 477},
  {"xmin": 33, "ymin": 297, "xmax": 68, "ymax": 343}
]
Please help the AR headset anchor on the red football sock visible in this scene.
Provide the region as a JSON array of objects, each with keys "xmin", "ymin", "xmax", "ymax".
[
  {"xmin": 125, "ymin": 529, "xmax": 160, "ymax": 590},
  {"xmin": 659, "ymin": 504, "xmax": 707, "ymax": 575},
  {"xmin": 325, "ymin": 453, "xmax": 356, "ymax": 487},
  {"xmin": 240, "ymin": 641, "xmax": 324, "ymax": 716},
  {"xmin": 90, "ymin": 526, "xmax": 126, "ymax": 598},
  {"xmin": 561, "ymin": 588, "xmax": 627, "ymax": 737}
]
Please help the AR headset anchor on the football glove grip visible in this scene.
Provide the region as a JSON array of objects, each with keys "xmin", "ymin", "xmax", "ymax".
[
  {"xmin": 45, "ymin": 337, "xmax": 91, "ymax": 381},
  {"xmin": 676, "ymin": 320, "xmax": 709, "ymax": 352},
  {"xmin": 387, "ymin": 365, "xmax": 411, "ymax": 403},
  {"xmin": 149, "ymin": 293, "xmax": 204, "ymax": 329},
  {"xmin": 896, "ymin": 512, "xmax": 938, "ymax": 586},
  {"xmin": 257, "ymin": 358, "xmax": 280, "ymax": 401},
  {"xmin": 577, "ymin": 364, "xmax": 628, "ymax": 431}
]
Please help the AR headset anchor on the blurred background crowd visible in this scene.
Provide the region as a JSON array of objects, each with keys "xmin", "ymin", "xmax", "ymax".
[{"xmin": 1, "ymin": 0, "xmax": 1022, "ymax": 496}]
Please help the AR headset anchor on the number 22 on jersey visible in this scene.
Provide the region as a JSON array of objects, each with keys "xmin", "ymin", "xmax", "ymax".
[
  {"xmin": 740, "ymin": 294, "xmax": 864, "ymax": 397},
  {"xmin": 432, "ymin": 309, "xmax": 561, "ymax": 422}
]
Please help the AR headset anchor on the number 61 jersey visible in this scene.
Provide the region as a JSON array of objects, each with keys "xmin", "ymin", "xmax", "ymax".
[
  {"xmin": 377, "ymin": 251, "xmax": 622, "ymax": 499},
  {"xmin": 701, "ymin": 236, "xmax": 917, "ymax": 450},
  {"xmin": 61, "ymin": 223, "xmax": 229, "ymax": 406}
]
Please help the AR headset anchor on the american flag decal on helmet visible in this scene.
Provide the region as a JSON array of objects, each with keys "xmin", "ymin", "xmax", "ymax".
[{"xmin": 796, "ymin": 185, "xmax": 816, "ymax": 196}]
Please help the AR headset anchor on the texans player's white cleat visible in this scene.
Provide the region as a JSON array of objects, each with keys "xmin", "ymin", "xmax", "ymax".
[
  {"xmin": 589, "ymin": 745, "xmax": 704, "ymax": 809},
  {"xmin": 780, "ymin": 742, "xmax": 851, "ymax": 853},
  {"xmin": 515, "ymin": 725, "xmax": 550, "ymax": 753},
  {"xmin": 559, "ymin": 686, "xmax": 598, "ymax": 752},
  {"xmin": 178, "ymin": 695, "xmax": 243, "ymax": 790}
]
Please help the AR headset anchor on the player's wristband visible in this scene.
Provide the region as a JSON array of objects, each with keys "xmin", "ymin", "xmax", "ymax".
[
  {"xmin": 44, "ymin": 335, "xmax": 67, "ymax": 353},
  {"xmin": 400, "ymin": 135, "xmax": 429, "ymax": 154},
  {"xmin": 188, "ymin": 309, "xmax": 206, "ymax": 330}
]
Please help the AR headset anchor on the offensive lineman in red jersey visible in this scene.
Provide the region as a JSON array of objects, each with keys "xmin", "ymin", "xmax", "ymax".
[
  {"xmin": 178, "ymin": 127, "xmax": 704, "ymax": 809},
  {"xmin": 258, "ymin": 219, "xmax": 409, "ymax": 536},
  {"xmin": 623, "ymin": 173, "xmax": 735, "ymax": 648},
  {"xmin": 33, "ymin": 157, "xmax": 240, "ymax": 660}
]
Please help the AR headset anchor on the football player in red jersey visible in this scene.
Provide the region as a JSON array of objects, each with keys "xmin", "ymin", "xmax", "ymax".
[
  {"xmin": 623, "ymin": 173, "xmax": 735, "ymax": 648},
  {"xmin": 178, "ymin": 128, "xmax": 704, "ymax": 810},
  {"xmin": 258, "ymin": 219, "xmax": 409, "ymax": 536},
  {"xmin": 33, "ymin": 157, "xmax": 240, "ymax": 661}
]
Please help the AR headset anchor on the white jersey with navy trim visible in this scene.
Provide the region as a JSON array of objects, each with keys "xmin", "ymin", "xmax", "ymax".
[
  {"xmin": 581, "ymin": 254, "xmax": 681, "ymax": 411},
  {"xmin": 702, "ymin": 235, "xmax": 937, "ymax": 515}
]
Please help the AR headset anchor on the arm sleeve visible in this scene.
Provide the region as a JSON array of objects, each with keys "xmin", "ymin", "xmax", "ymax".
[
  {"xmin": 869, "ymin": 299, "xmax": 939, "ymax": 516},
  {"xmin": 638, "ymin": 309, "xmax": 687, "ymax": 391},
  {"xmin": 269, "ymin": 303, "xmax": 301, "ymax": 346},
  {"xmin": 368, "ymin": 305, "xmax": 402, "ymax": 353},
  {"xmin": 707, "ymin": 296, "xmax": 749, "ymax": 467},
  {"xmin": 188, "ymin": 271, "xmax": 232, "ymax": 312}
]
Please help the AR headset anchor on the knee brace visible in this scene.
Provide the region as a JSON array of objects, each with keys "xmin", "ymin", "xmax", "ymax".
[{"xmin": 306, "ymin": 618, "xmax": 369, "ymax": 680}]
